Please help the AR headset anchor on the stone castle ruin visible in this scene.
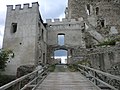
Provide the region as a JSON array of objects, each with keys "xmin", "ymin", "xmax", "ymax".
[{"xmin": 3, "ymin": 0, "xmax": 120, "ymax": 75}]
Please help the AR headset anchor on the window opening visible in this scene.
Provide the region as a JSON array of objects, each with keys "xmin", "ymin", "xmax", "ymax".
[
  {"xmin": 42, "ymin": 29, "xmax": 44, "ymax": 40},
  {"xmin": 58, "ymin": 34, "xmax": 65, "ymax": 46},
  {"xmin": 11, "ymin": 23, "xmax": 17, "ymax": 33},
  {"xmin": 96, "ymin": 7, "xmax": 99, "ymax": 15},
  {"xmin": 101, "ymin": 20, "xmax": 104, "ymax": 27},
  {"xmin": 43, "ymin": 53, "xmax": 45, "ymax": 63},
  {"xmin": 87, "ymin": 4, "xmax": 91, "ymax": 15}
]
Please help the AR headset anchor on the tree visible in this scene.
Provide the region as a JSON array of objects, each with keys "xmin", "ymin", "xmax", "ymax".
[{"xmin": 0, "ymin": 49, "xmax": 14, "ymax": 71}]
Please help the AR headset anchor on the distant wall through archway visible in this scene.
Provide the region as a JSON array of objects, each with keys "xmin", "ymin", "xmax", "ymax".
[{"xmin": 54, "ymin": 50, "xmax": 68, "ymax": 64}]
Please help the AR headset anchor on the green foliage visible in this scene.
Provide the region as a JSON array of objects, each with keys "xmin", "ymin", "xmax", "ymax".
[
  {"xmin": 68, "ymin": 60, "xmax": 91, "ymax": 72},
  {"xmin": 68, "ymin": 64, "xmax": 78, "ymax": 72},
  {"xmin": 97, "ymin": 39, "xmax": 116, "ymax": 46},
  {"xmin": 48, "ymin": 64, "xmax": 55, "ymax": 72},
  {"xmin": 0, "ymin": 49, "xmax": 14, "ymax": 71},
  {"xmin": 115, "ymin": 36, "xmax": 120, "ymax": 42},
  {"xmin": 97, "ymin": 36, "xmax": 120, "ymax": 47},
  {"xmin": 75, "ymin": 60, "xmax": 91, "ymax": 66}
]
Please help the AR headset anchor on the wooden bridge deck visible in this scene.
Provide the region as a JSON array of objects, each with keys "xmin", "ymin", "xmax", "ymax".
[{"xmin": 35, "ymin": 72, "xmax": 100, "ymax": 90}]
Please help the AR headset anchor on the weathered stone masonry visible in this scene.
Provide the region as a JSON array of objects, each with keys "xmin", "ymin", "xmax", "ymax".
[
  {"xmin": 3, "ymin": 0, "xmax": 120, "ymax": 76},
  {"xmin": 72, "ymin": 43, "xmax": 120, "ymax": 75},
  {"xmin": 3, "ymin": 2, "xmax": 47, "ymax": 75}
]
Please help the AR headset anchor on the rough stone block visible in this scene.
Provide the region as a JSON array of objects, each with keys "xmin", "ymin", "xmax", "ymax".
[
  {"xmin": 16, "ymin": 65, "xmax": 35, "ymax": 78},
  {"xmin": 32, "ymin": 2, "xmax": 39, "ymax": 7},
  {"xmin": 15, "ymin": 4, "xmax": 21, "ymax": 10},
  {"xmin": 62, "ymin": 18, "xmax": 67, "ymax": 22},
  {"xmin": 71, "ymin": 19, "xmax": 76, "ymax": 22},
  {"xmin": 23, "ymin": 3, "xmax": 29, "ymax": 9},
  {"xmin": 46, "ymin": 19, "xmax": 52, "ymax": 23},
  {"xmin": 78, "ymin": 17, "xmax": 84, "ymax": 22},
  {"xmin": 54, "ymin": 19, "xmax": 60, "ymax": 22},
  {"xmin": 7, "ymin": 5, "xmax": 13, "ymax": 11}
]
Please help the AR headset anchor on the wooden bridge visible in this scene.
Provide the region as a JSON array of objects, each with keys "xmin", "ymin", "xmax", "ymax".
[
  {"xmin": 0, "ymin": 64, "xmax": 120, "ymax": 90},
  {"xmin": 35, "ymin": 65, "xmax": 100, "ymax": 90},
  {"xmin": 35, "ymin": 72, "xmax": 100, "ymax": 90}
]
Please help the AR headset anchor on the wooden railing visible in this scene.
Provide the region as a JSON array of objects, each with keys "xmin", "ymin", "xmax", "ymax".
[
  {"xmin": 0, "ymin": 65, "xmax": 49, "ymax": 90},
  {"xmin": 77, "ymin": 64, "xmax": 120, "ymax": 90}
]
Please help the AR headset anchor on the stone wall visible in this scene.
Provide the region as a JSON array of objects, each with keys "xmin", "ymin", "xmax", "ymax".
[
  {"xmin": 72, "ymin": 43, "xmax": 120, "ymax": 73},
  {"xmin": 36, "ymin": 22, "xmax": 47, "ymax": 65},
  {"xmin": 46, "ymin": 18, "xmax": 85, "ymax": 47},
  {"xmin": 68, "ymin": 0, "xmax": 120, "ymax": 34}
]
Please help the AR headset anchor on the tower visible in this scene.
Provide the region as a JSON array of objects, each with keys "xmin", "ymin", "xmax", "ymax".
[{"xmin": 3, "ymin": 2, "xmax": 47, "ymax": 75}]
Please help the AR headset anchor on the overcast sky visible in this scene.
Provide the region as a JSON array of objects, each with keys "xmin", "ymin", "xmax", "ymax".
[{"xmin": 0, "ymin": 0, "xmax": 68, "ymax": 48}]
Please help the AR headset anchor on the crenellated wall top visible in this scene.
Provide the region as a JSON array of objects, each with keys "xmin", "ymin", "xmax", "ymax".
[
  {"xmin": 7, "ymin": 2, "xmax": 39, "ymax": 11},
  {"xmin": 46, "ymin": 17, "xmax": 84, "ymax": 23}
]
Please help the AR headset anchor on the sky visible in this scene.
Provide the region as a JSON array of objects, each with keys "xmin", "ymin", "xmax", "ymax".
[
  {"xmin": 0, "ymin": 0, "xmax": 68, "ymax": 48},
  {"xmin": 54, "ymin": 50, "xmax": 67, "ymax": 57}
]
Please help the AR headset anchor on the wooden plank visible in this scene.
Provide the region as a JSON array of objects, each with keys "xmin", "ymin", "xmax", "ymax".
[{"xmin": 35, "ymin": 72, "xmax": 101, "ymax": 90}]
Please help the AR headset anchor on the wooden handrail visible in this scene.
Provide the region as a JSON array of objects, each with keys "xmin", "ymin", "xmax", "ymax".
[
  {"xmin": 0, "ymin": 66, "xmax": 48, "ymax": 90},
  {"xmin": 78, "ymin": 64, "xmax": 120, "ymax": 90},
  {"xmin": 78, "ymin": 64, "xmax": 120, "ymax": 80}
]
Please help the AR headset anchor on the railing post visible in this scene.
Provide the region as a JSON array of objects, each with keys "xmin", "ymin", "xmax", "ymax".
[
  {"xmin": 88, "ymin": 69, "xmax": 93, "ymax": 81},
  {"xmin": 18, "ymin": 81, "xmax": 21, "ymax": 90},
  {"xmin": 92, "ymin": 70, "xmax": 96, "ymax": 84},
  {"xmin": 36, "ymin": 71, "xmax": 38, "ymax": 84},
  {"xmin": 94, "ymin": 72, "xmax": 99, "ymax": 85}
]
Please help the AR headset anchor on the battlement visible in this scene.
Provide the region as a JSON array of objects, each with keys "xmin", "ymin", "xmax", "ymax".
[
  {"xmin": 7, "ymin": 2, "xmax": 39, "ymax": 11},
  {"xmin": 46, "ymin": 17, "xmax": 84, "ymax": 23},
  {"xmin": 46, "ymin": 17, "xmax": 85, "ymax": 30}
]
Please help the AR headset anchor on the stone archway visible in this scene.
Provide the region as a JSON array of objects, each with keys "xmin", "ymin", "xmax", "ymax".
[{"xmin": 47, "ymin": 45, "xmax": 73, "ymax": 64}]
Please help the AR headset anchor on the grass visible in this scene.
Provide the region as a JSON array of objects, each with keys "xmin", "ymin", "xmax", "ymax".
[
  {"xmin": 97, "ymin": 39, "xmax": 116, "ymax": 46},
  {"xmin": 48, "ymin": 64, "xmax": 56, "ymax": 72},
  {"xmin": 97, "ymin": 36, "xmax": 120, "ymax": 46},
  {"xmin": 68, "ymin": 64, "xmax": 78, "ymax": 72},
  {"xmin": 68, "ymin": 60, "xmax": 91, "ymax": 72}
]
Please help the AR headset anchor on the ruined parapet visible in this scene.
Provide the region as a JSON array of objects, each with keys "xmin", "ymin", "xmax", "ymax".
[
  {"xmin": 68, "ymin": 0, "xmax": 120, "ymax": 32},
  {"xmin": 65, "ymin": 7, "xmax": 68, "ymax": 19},
  {"xmin": 7, "ymin": 2, "xmax": 39, "ymax": 12},
  {"xmin": 46, "ymin": 18, "xmax": 84, "ymax": 23},
  {"xmin": 46, "ymin": 18, "xmax": 85, "ymax": 30}
]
